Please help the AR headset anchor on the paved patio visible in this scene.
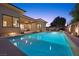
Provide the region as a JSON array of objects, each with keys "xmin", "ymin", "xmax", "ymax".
[{"xmin": 0, "ymin": 37, "xmax": 26, "ymax": 56}]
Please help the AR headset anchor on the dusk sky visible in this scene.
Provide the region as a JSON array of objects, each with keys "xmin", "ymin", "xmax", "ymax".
[{"xmin": 13, "ymin": 3, "xmax": 76, "ymax": 26}]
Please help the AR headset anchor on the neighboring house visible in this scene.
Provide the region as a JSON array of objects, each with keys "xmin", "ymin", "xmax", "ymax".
[
  {"xmin": 0, "ymin": 3, "xmax": 47, "ymax": 36},
  {"xmin": 67, "ymin": 22, "xmax": 79, "ymax": 36}
]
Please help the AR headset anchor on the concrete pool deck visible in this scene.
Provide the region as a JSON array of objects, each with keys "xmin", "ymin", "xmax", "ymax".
[
  {"xmin": 65, "ymin": 32, "xmax": 79, "ymax": 56},
  {"xmin": 0, "ymin": 37, "xmax": 26, "ymax": 56}
]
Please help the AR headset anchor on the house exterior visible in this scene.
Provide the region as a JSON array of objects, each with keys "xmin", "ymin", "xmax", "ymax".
[
  {"xmin": 34, "ymin": 18, "xmax": 47, "ymax": 32},
  {"xmin": 20, "ymin": 16, "xmax": 47, "ymax": 33},
  {"xmin": 0, "ymin": 3, "xmax": 47, "ymax": 36},
  {"xmin": 67, "ymin": 22, "xmax": 79, "ymax": 36}
]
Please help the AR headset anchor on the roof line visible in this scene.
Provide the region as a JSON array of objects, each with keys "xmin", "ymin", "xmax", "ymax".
[{"xmin": 8, "ymin": 3, "xmax": 26, "ymax": 12}]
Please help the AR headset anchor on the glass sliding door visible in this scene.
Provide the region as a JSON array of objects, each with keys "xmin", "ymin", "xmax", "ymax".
[{"xmin": 13, "ymin": 17, "xmax": 19, "ymax": 27}]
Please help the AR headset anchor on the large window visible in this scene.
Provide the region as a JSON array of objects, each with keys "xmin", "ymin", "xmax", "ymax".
[
  {"xmin": 28, "ymin": 24, "xmax": 31, "ymax": 30},
  {"xmin": 20, "ymin": 24, "xmax": 25, "ymax": 30},
  {"xmin": 68, "ymin": 25, "xmax": 71, "ymax": 32},
  {"xmin": 37, "ymin": 24, "xmax": 41, "ymax": 29},
  {"xmin": 3, "ymin": 21, "xmax": 7, "ymax": 27},
  {"xmin": 75, "ymin": 25, "xmax": 78, "ymax": 33},
  {"xmin": 3, "ymin": 15, "xmax": 12, "ymax": 27},
  {"xmin": 3, "ymin": 15, "xmax": 19, "ymax": 28},
  {"xmin": 13, "ymin": 17, "xmax": 19, "ymax": 27}
]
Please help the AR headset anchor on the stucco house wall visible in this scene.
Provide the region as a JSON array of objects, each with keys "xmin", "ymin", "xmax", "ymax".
[
  {"xmin": 67, "ymin": 22, "xmax": 79, "ymax": 36},
  {"xmin": 0, "ymin": 4, "xmax": 22, "ymax": 36},
  {"xmin": 0, "ymin": 4, "xmax": 47, "ymax": 36}
]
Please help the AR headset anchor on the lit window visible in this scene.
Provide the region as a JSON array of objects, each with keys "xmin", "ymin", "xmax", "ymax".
[
  {"xmin": 69, "ymin": 25, "xmax": 71, "ymax": 32},
  {"xmin": 20, "ymin": 24, "xmax": 24, "ymax": 30},
  {"xmin": 75, "ymin": 26, "xmax": 78, "ymax": 33},
  {"xmin": 13, "ymin": 17, "xmax": 19, "ymax": 27},
  {"xmin": 3, "ymin": 21, "xmax": 7, "ymax": 27},
  {"xmin": 27, "ymin": 24, "xmax": 31, "ymax": 30},
  {"xmin": 3, "ymin": 15, "xmax": 12, "ymax": 27},
  {"xmin": 37, "ymin": 24, "xmax": 41, "ymax": 29},
  {"xmin": 39, "ymin": 24, "xmax": 41, "ymax": 28}
]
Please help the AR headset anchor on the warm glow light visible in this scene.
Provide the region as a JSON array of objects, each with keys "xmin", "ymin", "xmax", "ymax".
[
  {"xmin": 75, "ymin": 26, "xmax": 78, "ymax": 33},
  {"xmin": 37, "ymin": 24, "xmax": 41, "ymax": 29},
  {"xmin": 20, "ymin": 24, "xmax": 24, "ymax": 30},
  {"xmin": 3, "ymin": 21, "xmax": 7, "ymax": 27},
  {"xmin": 69, "ymin": 25, "xmax": 71, "ymax": 32},
  {"xmin": 13, "ymin": 17, "xmax": 19, "ymax": 27},
  {"xmin": 8, "ymin": 32, "xmax": 17, "ymax": 36}
]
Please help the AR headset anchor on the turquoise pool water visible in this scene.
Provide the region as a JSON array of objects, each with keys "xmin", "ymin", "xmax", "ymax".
[{"xmin": 9, "ymin": 32, "xmax": 73, "ymax": 56}]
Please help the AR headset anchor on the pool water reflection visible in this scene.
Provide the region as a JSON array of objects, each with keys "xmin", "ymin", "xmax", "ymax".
[{"xmin": 9, "ymin": 32, "xmax": 73, "ymax": 56}]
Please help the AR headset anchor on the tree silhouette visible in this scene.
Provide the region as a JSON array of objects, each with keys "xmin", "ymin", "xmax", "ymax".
[
  {"xmin": 50, "ymin": 16, "xmax": 66, "ymax": 27},
  {"xmin": 70, "ymin": 3, "xmax": 79, "ymax": 23}
]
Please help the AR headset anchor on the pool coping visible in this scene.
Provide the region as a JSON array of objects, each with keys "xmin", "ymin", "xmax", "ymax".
[
  {"xmin": 0, "ymin": 32, "xmax": 40, "ymax": 39},
  {"xmin": 64, "ymin": 32, "xmax": 79, "ymax": 56}
]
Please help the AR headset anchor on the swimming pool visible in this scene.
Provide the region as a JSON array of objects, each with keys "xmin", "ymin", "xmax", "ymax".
[{"xmin": 9, "ymin": 32, "xmax": 73, "ymax": 56}]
